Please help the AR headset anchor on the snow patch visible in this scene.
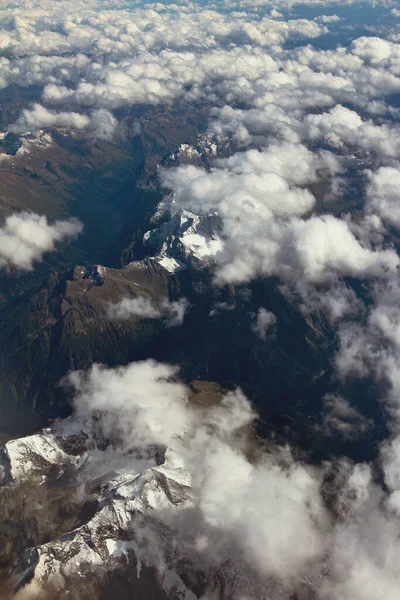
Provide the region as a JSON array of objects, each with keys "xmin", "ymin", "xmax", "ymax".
[
  {"xmin": 95, "ymin": 265, "xmax": 107, "ymax": 279},
  {"xmin": 157, "ymin": 256, "xmax": 186, "ymax": 273},
  {"xmin": 181, "ymin": 232, "xmax": 223, "ymax": 260},
  {"xmin": 143, "ymin": 205, "xmax": 223, "ymax": 269},
  {"xmin": 1, "ymin": 433, "xmax": 72, "ymax": 483}
]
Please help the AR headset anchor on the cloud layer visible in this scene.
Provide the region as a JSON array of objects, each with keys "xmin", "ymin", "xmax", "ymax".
[
  {"xmin": 161, "ymin": 143, "xmax": 399, "ymax": 285},
  {"xmin": 1, "ymin": 1, "xmax": 399, "ymax": 138}
]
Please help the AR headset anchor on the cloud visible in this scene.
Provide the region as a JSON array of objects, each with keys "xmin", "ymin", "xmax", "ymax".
[
  {"xmin": 297, "ymin": 280, "xmax": 364, "ymax": 322},
  {"xmin": 316, "ymin": 15, "xmax": 342, "ymax": 24},
  {"xmin": 62, "ymin": 356, "xmax": 400, "ymax": 597},
  {"xmin": 108, "ymin": 296, "xmax": 188, "ymax": 326},
  {"xmin": 302, "ymin": 105, "xmax": 400, "ymax": 159},
  {"xmin": 66, "ymin": 361, "xmax": 189, "ymax": 450},
  {"xmin": 332, "ymin": 272, "xmax": 400, "ymax": 511},
  {"xmin": 381, "ymin": 436, "xmax": 400, "ymax": 515},
  {"xmin": 188, "ymin": 435, "xmax": 329, "ymax": 585},
  {"xmin": 161, "ymin": 143, "xmax": 399, "ymax": 285},
  {"xmin": 66, "ymin": 360, "xmax": 330, "ymax": 589},
  {"xmin": 351, "ymin": 36, "xmax": 400, "ymax": 66},
  {"xmin": 0, "ymin": 211, "xmax": 82, "ymax": 271},
  {"xmin": 10, "ymin": 104, "xmax": 118, "ymax": 139},
  {"xmin": 252, "ymin": 307, "xmax": 277, "ymax": 339},
  {"xmin": 0, "ymin": 4, "xmax": 328, "ymax": 121},
  {"xmin": 322, "ymin": 394, "xmax": 372, "ymax": 439},
  {"xmin": 319, "ymin": 460, "xmax": 400, "ymax": 600},
  {"xmin": 2, "ymin": 1, "xmax": 399, "ymax": 148},
  {"xmin": 366, "ymin": 166, "xmax": 400, "ymax": 229}
]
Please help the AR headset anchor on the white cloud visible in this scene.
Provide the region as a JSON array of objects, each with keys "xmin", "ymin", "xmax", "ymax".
[
  {"xmin": 252, "ymin": 307, "xmax": 277, "ymax": 339},
  {"xmin": 161, "ymin": 144, "xmax": 399, "ymax": 285},
  {"xmin": 67, "ymin": 360, "xmax": 330, "ymax": 587},
  {"xmin": 334, "ymin": 277, "xmax": 400, "ymax": 438},
  {"xmin": 67, "ymin": 360, "xmax": 190, "ymax": 450},
  {"xmin": 318, "ymin": 458, "xmax": 400, "ymax": 600},
  {"xmin": 322, "ymin": 395, "xmax": 371, "ymax": 439},
  {"xmin": 108, "ymin": 296, "xmax": 188, "ymax": 326},
  {"xmin": 382, "ymin": 436, "xmax": 400, "ymax": 497},
  {"xmin": 0, "ymin": 211, "xmax": 82, "ymax": 271},
  {"xmin": 302, "ymin": 105, "xmax": 400, "ymax": 159},
  {"xmin": 10, "ymin": 103, "xmax": 118, "ymax": 139},
  {"xmin": 1, "ymin": 1, "xmax": 398, "ymax": 150},
  {"xmin": 316, "ymin": 15, "xmax": 342, "ymax": 24},
  {"xmin": 64, "ymin": 356, "xmax": 400, "ymax": 597},
  {"xmin": 351, "ymin": 36, "xmax": 400, "ymax": 67},
  {"xmin": 189, "ymin": 431, "xmax": 329, "ymax": 583},
  {"xmin": 366, "ymin": 166, "xmax": 400, "ymax": 229}
]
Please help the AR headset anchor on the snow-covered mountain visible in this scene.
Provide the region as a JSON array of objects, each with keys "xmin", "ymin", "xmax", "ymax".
[
  {"xmin": 143, "ymin": 199, "xmax": 223, "ymax": 273},
  {"xmin": 2, "ymin": 425, "xmax": 195, "ymax": 600},
  {"xmin": 1, "ymin": 416, "xmax": 319, "ymax": 600},
  {"xmin": 0, "ymin": 354, "xmax": 333, "ymax": 600},
  {"xmin": 142, "ymin": 134, "xmax": 231, "ymax": 273}
]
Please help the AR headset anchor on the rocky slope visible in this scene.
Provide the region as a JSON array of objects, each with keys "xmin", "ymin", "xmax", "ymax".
[
  {"xmin": 0, "ymin": 259, "xmax": 179, "ymax": 434},
  {"xmin": 0, "ymin": 131, "xmax": 384, "ymax": 462},
  {"xmin": 0, "ymin": 104, "xmax": 210, "ymax": 304},
  {"xmin": 0, "ymin": 244, "xmax": 383, "ymax": 466}
]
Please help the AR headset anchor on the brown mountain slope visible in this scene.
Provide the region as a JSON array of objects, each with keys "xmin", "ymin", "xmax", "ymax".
[{"xmin": 0, "ymin": 260, "xmax": 178, "ymax": 434}]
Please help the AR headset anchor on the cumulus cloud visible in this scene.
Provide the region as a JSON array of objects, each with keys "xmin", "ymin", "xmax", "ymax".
[
  {"xmin": 67, "ymin": 361, "xmax": 189, "ymax": 450},
  {"xmin": 366, "ymin": 166, "xmax": 400, "ymax": 229},
  {"xmin": 188, "ymin": 431, "xmax": 329, "ymax": 583},
  {"xmin": 161, "ymin": 143, "xmax": 399, "ymax": 285},
  {"xmin": 66, "ymin": 359, "xmax": 330, "ymax": 588},
  {"xmin": 0, "ymin": 211, "xmax": 82, "ymax": 271},
  {"xmin": 108, "ymin": 296, "xmax": 188, "ymax": 326},
  {"xmin": 381, "ymin": 436, "xmax": 400, "ymax": 515},
  {"xmin": 320, "ymin": 461, "xmax": 400, "ymax": 600},
  {"xmin": 62, "ymin": 357, "xmax": 400, "ymax": 597},
  {"xmin": 0, "ymin": 2, "xmax": 330, "ymax": 123},
  {"xmin": 207, "ymin": 34, "xmax": 400, "ymax": 156},
  {"xmin": 316, "ymin": 15, "xmax": 342, "ymax": 24},
  {"xmin": 162, "ymin": 142, "xmax": 319, "ymax": 216},
  {"xmin": 2, "ymin": 1, "xmax": 399, "ymax": 143},
  {"xmin": 336, "ymin": 279, "xmax": 400, "ymax": 377},
  {"xmin": 10, "ymin": 104, "xmax": 118, "ymax": 139},
  {"xmin": 302, "ymin": 105, "xmax": 400, "ymax": 159}
]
